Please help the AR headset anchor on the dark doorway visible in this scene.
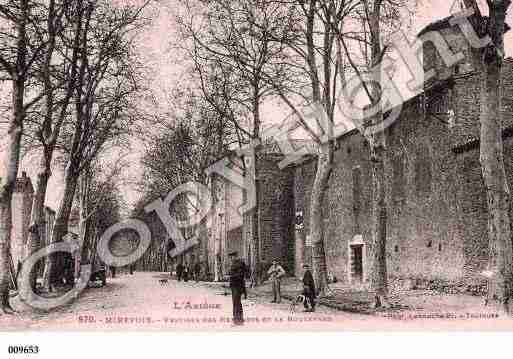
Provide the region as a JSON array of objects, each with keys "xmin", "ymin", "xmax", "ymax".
[{"xmin": 350, "ymin": 244, "xmax": 363, "ymax": 283}]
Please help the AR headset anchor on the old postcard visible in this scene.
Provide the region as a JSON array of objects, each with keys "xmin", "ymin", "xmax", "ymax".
[{"xmin": 2, "ymin": 0, "xmax": 513, "ymax": 345}]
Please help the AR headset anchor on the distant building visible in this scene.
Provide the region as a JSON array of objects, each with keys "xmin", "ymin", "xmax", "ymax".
[
  {"xmin": 11, "ymin": 171, "xmax": 34, "ymax": 273},
  {"xmin": 206, "ymin": 155, "xmax": 245, "ymax": 280},
  {"xmin": 9, "ymin": 172, "xmax": 57, "ymax": 278}
]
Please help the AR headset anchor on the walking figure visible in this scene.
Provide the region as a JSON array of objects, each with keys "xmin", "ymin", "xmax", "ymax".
[
  {"xmin": 194, "ymin": 262, "xmax": 201, "ymax": 282},
  {"xmin": 302, "ymin": 264, "xmax": 316, "ymax": 312},
  {"xmin": 183, "ymin": 264, "xmax": 190, "ymax": 282},
  {"xmin": 229, "ymin": 251, "xmax": 246, "ymax": 326},
  {"xmin": 176, "ymin": 262, "xmax": 184, "ymax": 281},
  {"xmin": 268, "ymin": 260, "xmax": 286, "ymax": 303}
]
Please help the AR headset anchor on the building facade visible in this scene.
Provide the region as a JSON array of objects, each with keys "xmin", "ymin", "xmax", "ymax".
[
  {"xmin": 292, "ymin": 18, "xmax": 513, "ymax": 290},
  {"xmin": 9, "ymin": 172, "xmax": 59, "ymax": 278},
  {"xmin": 206, "ymin": 16, "xmax": 513, "ymax": 292},
  {"xmin": 11, "ymin": 171, "xmax": 34, "ymax": 273}
]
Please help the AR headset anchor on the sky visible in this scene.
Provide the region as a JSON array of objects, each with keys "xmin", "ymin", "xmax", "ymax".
[{"xmin": 2, "ymin": 0, "xmax": 513, "ymax": 214}]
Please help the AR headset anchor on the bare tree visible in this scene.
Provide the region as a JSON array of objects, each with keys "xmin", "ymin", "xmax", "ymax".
[
  {"xmin": 177, "ymin": 0, "xmax": 294, "ymax": 283},
  {"xmin": 139, "ymin": 96, "xmax": 226, "ymax": 275},
  {"xmin": 251, "ymin": 0, "xmax": 360, "ymax": 295},
  {"xmin": 44, "ymin": 0, "xmax": 149, "ymax": 289},
  {"xmin": 24, "ymin": 0, "xmax": 84, "ymax": 293},
  {"xmin": 0, "ymin": 0, "xmax": 48, "ymax": 314},
  {"xmin": 462, "ymin": 0, "xmax": 513, "ymax": 311},
  {"xmin": 77, "ymin": 158, "xmax": 126, "ymax": 267},
  {"xmin": 321, "ymin": 0, "xmax": 413, "ymax": 307}
]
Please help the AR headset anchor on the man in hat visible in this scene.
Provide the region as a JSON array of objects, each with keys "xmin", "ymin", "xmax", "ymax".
[
  {"xmin": 267, "ymin": 260, "xmax": 286, "ymax": 303},
  {"xmin": 194, "ymin": 261, "xmax": 202, "ymax": 282},
  {"xmin": 302, "ymin": 264, "xmax": 316, "ymax": 312},
  {"xmin": 228, "ymin": 251, "xmax": 246, "ymax": 325},
  {"xmin": 176, "ymin": 262, "xmax": 184, "ymax": 282}
]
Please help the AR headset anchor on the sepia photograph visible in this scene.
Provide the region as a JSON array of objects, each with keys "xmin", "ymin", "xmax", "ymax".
[{"xmin": 1, "ymin": 0, "xmax": 513, "ymax": 356}]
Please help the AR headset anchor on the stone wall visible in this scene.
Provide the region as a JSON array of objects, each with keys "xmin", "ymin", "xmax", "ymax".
[
  {"xmin": 257, "ymin": 154, "xmax": 295, "ymax": 274},
  {"xmin": 287, "ymin": 26, "xmax": 513, "ymax": 288},
  {"xmin": 213, "ymin": 19, "xmax": 513, "ymax": 289}
]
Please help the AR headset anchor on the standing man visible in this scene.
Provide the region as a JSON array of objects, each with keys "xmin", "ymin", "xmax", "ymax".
[
  {"xmin": 302, "ymin": 264, "xmax": 316, "ymax": 312},
  {"xmin": 183, "ymin": 263, "xmax": 190, "ymax": 282},
  {"xmin": 228, "ymin": 251, "xmax": 245, "ymax": 326},
  {"xmin": 268, "ymin": 260, "xmax": 286, "ymax": 303},
  {"xmin": 194, "ymin": 262, "xmax": 201, "ymax": 282},
  {"xmin": 241, "ymin": 262, "xmax": 249, "ymax": 300},
  {"xmin": 176, "ymin": 262, "xmax": 184, "ymax": 282}
]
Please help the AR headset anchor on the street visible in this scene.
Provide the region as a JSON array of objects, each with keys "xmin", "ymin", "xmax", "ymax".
[
  {"xmin": 2, "ymin": 272, "xmax": 513, "ymax": 331},
  {"xmin": 0, "ymin": 272, "xmax": 349, "ymax": 331}
]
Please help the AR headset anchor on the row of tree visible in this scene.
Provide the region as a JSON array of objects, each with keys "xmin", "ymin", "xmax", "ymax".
[
  {"xmin": 138, "ymin": 0, "xmax": 513, "ymax": 310},
  {"xmin": 154, "ymin": 0, "xmax": 413, "ymax": 306},
  {"xmin": 0, "ymin": 0, "xmax": 149, "ymax": 314}
]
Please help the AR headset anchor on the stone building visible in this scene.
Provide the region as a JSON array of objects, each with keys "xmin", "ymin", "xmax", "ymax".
[
  {"xmin": 9, "ymin": 172, "xmax": 57, "ymax": 278},
  {"xmin": 208, "ymin": 15, "xmax": 513, "ymax": 291},
  {"xmin": 241, "ymin": 146, "xmax": 296, "ymax": 275},
  {"xmin": 11, "ymin": 171, "xmax": 34, "ymax": 273},
  {"xmin": 205, "ymin": 142, "xmax": 316, "ymax": 280},
  {"xmin": 206, "ymin": 156, "xmax": 245, "ymax": 280},
  {"xmin": 290, "ymin": 16, "xmax": 513, "ymax": 289}
]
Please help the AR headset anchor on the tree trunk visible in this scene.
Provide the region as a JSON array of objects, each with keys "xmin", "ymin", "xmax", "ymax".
[
  {"xmin": 0, "ymin": 85, "xmax": 25, "ymax": 313},
  {"xmin": 44, "ymin": 163, "xmax": 79, "ymax": 290},
  {"xmin": 366, "ymin": 0, "xmax": 389, "ymax": 309},
  {"xmin": 25, "ymin": 153, "xmax": 52, "ymax": 293},
  {"xmin": 305, "ymin": 0, "xmax": 331, "ymax": 296},
  {"xmin": 0, "ymin": 197, "xmax": 15, "ymax": 314},
  {"xmin": 479, "ymin": 56, "xmax": 513, "ymax": 310},
  {"xmin": 310, "ymin": 142, "xmax": 331, "ymax": 295},
  {"xmin": 0, "ymin": 0, "xmax": 28, "ymax": 311},
  {"xmin": 78, "ymin": 172, "xmax": 91, "ymax": 264},
  {"xmin": 370, "ymin": 144, "xmax": 388, "ymax": 307},
  {"xmin": 252, "ymin": 86, "xmax": 261, "ymax": 286},
  {"xmin": 24, "ymin": 0, "xmax": 67, "ymax": 293},
  {"xmin": 462, "ymin": 0, "xmax": 513, "ymax": 312}
]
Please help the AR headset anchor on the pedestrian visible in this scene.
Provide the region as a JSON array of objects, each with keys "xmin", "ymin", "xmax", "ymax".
[
  {"xmin": 241, "ymin": 262, "xmax": 249, "ymax": 300},
  {"xmin": 302, "ymin": 264, "xmax": 316, "ymax": 312},
  {"xmin": 228, "ymin": 251, "xmax": 245, "ymax": 325},
  {"xmin": 176, "ymin": 262, "xmax": 184, "ymax": 281},
  {"xmin": 64, "ymin": 253, "xmax": 75, "ymax": 286},
  {"xmin": 194, "ymin": 262, "xmax": 201, "ymax": 282},
  {"xmin": 183, "ymin": 264, "xmax": 190, "ymax": 282},
  {"xmin": 267, "ymin": 260, "xmax": 286, "ymax": 303}
]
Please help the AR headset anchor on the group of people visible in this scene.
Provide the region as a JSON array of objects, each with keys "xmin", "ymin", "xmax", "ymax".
[
  {"xmin": 266, "ymin": 260, "xmax": 316, "ymax": 312},
  {"xmin": 228, "ymin": 251, "xmax": 317, "ymax": 326},
  {"xmin": 174, "ymin": 262, "xmax": 202, "ymax": 282}
]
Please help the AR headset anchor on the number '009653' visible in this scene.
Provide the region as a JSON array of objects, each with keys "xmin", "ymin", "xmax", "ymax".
[{"xmin": 7, "ymin": 345, "xmax": 39, "ymax": 354}]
